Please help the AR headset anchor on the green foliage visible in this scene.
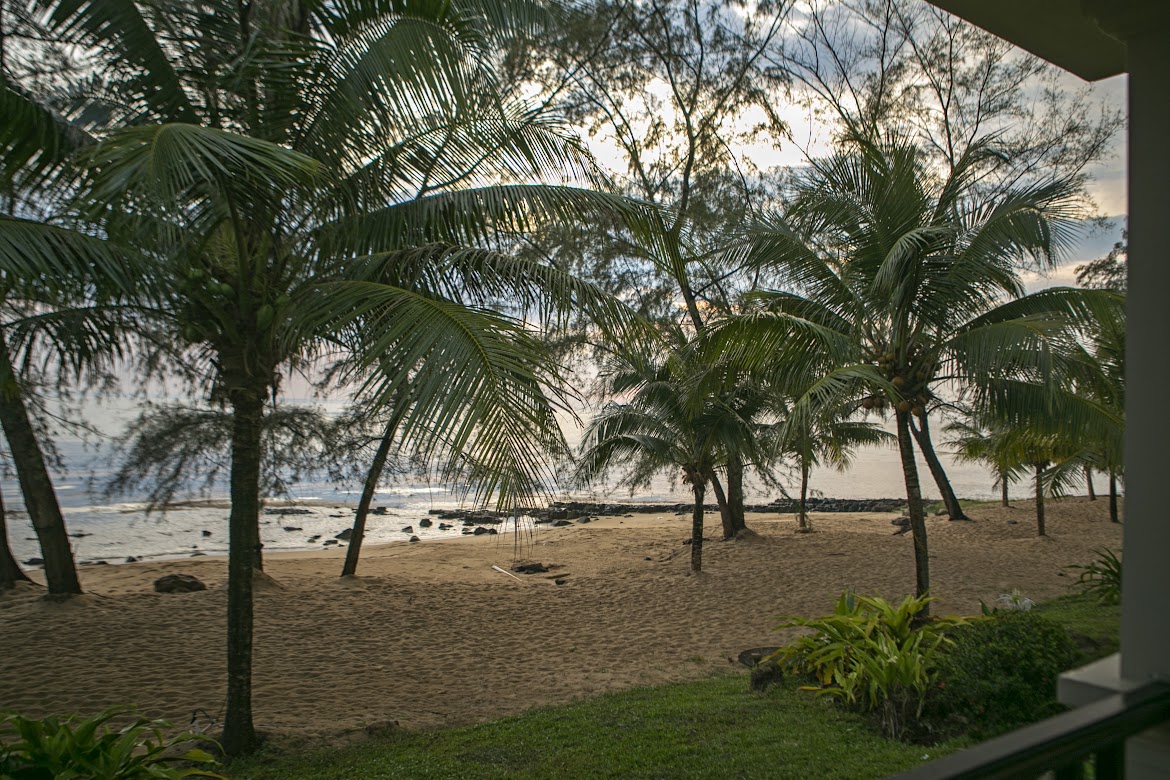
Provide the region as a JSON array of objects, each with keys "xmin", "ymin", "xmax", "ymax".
[
  {"xmin": 1067, "ymin": 548, "xmax": 1122, "ymax": 606},
  {"xmin": 766, "ymin": 592, "xmax": 967, "ymax": 740},
  {"xmin": 930, "ymin": 610, "xmax": 1081, "ymax": 739},
  {"xmin": 0, "ymin": 707, "xmax": 223, "ymax": 779}
]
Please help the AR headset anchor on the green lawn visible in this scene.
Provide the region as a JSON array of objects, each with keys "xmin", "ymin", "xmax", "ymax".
[
  {"xmin": 227, "ymin": 593, "xmax": 1117, "ymax": 780},
  {"xmin": 230, "ymin": 675, "xmax": 964, "ymax": 779}
]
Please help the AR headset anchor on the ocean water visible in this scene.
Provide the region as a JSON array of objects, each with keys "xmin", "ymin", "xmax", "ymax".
[{"xmin": 2, "ymin": 420, "xmax": 1105, "ymax": 567}]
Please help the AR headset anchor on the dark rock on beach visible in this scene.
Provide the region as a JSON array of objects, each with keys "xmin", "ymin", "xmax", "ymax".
[
  {"xmin": 335, "ymin": 528, "xmax": 354, "ymax": 541},
  {"xmin": 201, "ymin": 530, "xmax": 212, "ymax": 537},
  {"xmin": 473, "ymin": 526, "xmax": 489, "ymax": 536},
  {"xmin": 402, "ymin": 526, "xmax": 413, "ymax": 534},
  {"xmin": 283, "ymin": 526, "xmax": 303, "ymax": 532},
  {"xmin": 418, "ymin": 518, "xmax": 432, "ymax": 528},
  {"xmin": 154, "ymin": 574, "xmax": 206, "ymax": 593},
  {"xmin": 409, "ymin": 536, "xmax": 420, "ymax": 543},
  {"xmin": 513, "ymin": 562, "xmax": 549, "ymax": 574},
  {"xmin": 553, "ymin": 520, "xmax": 572, "ymax": 527},
  {"xmin": 265, "ymin": 507, "xmax": 311, "ymax": 516},
  {"xmin": 24, "ymin": 558, "xmax": 43, "ymax": 566}
]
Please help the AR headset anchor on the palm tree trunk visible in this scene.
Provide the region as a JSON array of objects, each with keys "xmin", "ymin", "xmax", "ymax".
[
  {"xmin": 895, "ymin": 411, "xmax": 930, "ymax": 606},
  {"xmin": 221, "ymin": 386, "xmax": 264, "ymax": 757},
  {"xmin": 341, "ymin": 401, "xmax": 408, "ymax": 577},
  {"xmin": 690, "ymin": 480, "xmax": 705, "ymax": 573},
  {"xmin": 0, "ymin": 489, "xmax": 33, "ymax": 588},
  {"xmin": 1000, "ymin": 473, "xmax": 1009, "ymax": 507},
  {"xmin": 1035, "ymin": 463, "xmax": 1047, "ymax": 537},
  {"xmin": 797, "ymin": 457, "xmax": 810, "ymax": 532},
  {"xmin": 909, "ymin": 413, "xmax": 968, "ymax": 520},
  {"xmin": 1085, "ymin": 465, "xmax": 1097, "ymax": 500},
  {"xmin": 725, "ymin": 453, "xmax": 747, "ymax": 535},
  {"xmin": 711, "ymin": 475, "xmax": 734, "ymax": 540},
  {"xmin": 0, "ymin": 339, "xmax": 81, "ymax": 595},
  {"xmin": 1109, "ymin": 472, "xmax": 1120, "ymax": 523}
]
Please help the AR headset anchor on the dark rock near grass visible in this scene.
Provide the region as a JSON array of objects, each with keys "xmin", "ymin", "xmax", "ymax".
[
  {"xmin": 553, "ymin": 520, "xmax": 572, "ymax": 527},
  {"xmin": 737, "ymin": 647, "xmax": 782, "ymax": 668},
  {"xmin": 154, "ymin": 574, "xmax": 207, "ymax": 593},
  {"xmin": 473, "ymin": 526, "xmax": 489, "ymax": 536}
]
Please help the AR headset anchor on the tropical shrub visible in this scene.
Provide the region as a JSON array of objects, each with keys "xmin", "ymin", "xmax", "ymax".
[
  {"xmin": 0, "ymin": 707, "xmax": 223, "ymax": 779},
  {"xmin": 766, "ymin": 592, "xmax": 967, "ymax": 739},
  {"xmin": 930, "ymin": 610, "xmax": 1081, "ymax": 739},
  {"xmin": 1067, "ymin": 548, "xmax": 1123, "ymax": 605}
]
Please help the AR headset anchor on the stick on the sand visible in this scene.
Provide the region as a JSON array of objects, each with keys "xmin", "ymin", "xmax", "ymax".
[{"xmin": 491, "ymin": 565, "xmax": 523, "ymax": 582}]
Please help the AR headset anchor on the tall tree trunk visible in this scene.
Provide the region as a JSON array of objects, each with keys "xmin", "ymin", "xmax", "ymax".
[
  {"xmin": 725, "ymin": 453, "xmax": 747, "ymax": 535},
  {"xmin": 690, "ymin": 480, "xmax": 705, "ymax": 573},
  {"xmin": 221, "ymin": 387, "xmax": 264, "ymax": 757},
  {"xmin": 895, "ymin": 411, "xmax": 930, "ymax": 608},
  {"xmin": 1034, "ymin": 463, "xmax": 1047, "ymax": 537},
  {"xmin": 711, "ymin": 474, "xmax": 734, "ymax": 540},
  {"xmin": 1085, "ymin": 465, "xmax": 1097, "ymax": 500},
  {"xmin": 1108, "ymin": 472, "xmax": 1120, "ymax": 523},
  {"xmin": 1000, "ymin": 473, "xmax": 1010, "ymax": 507},
  {"xmin": 0, "ymin": 489, "xmax": 33, "ymax": 588},
  {"xmin": 909, "ymin": 414, "xmax": 968, "ymax": 520},
  {"xmin": 797, "ymin": 457, "xmax": 811, "ymax": 532},
  {"xmin": 0, "ymin": 340, "xmax": 80, "ymax": 595},
  {"xmin": 342, "ymin": 401, "xmax": 408, "ymax": 577}
]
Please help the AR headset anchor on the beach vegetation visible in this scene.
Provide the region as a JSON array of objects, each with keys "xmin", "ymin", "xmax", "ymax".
[
  {"xmin": 706, "ymin": 136, "xmax": 1121, "ymax": 606},
  {"xmin": 928, "ymin": 610, "xmax": 1082, "ymax": 740},
  {"xmin": 1067, "ymin": 548, "xmax": 1123, "ymax": 606},
  {"xmin": 763, "ymin": 591, "xmax": 967, "ymax": 740},
  {"xmin": 0, "ymin": 707, "xmax": 223, "ymax": 779}
]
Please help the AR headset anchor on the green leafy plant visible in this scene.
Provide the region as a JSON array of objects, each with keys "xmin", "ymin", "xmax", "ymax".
[
  {"xmin": 929, "ymin": 610, "xmax": 1081, "ymax": 739},
  {"xmin": 1067, "ymin": 548, "xmax": 1122, "ymax": 605},
  {"xmin": 0, "ymin": 707, "xmax": 223, "ymax": 779},
  {"xmin": 765, "ymin": 591, "xmax": 967, "ymax": 740}
]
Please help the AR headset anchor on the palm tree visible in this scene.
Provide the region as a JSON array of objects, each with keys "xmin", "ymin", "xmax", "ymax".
[
  {"xmin": 780, "ymin": 398, "xmax": 891, "ymax": 532},
  {"xmin": 1, "ymin": 73, "xmax": 145, "ymax": 595},
  {"xmin": 710, "ymin": 137, "xmax": 1118, "ymax": 602},
  {"xmin": 15, "ymin": 0, "xmax": 646, "ymax": 754},
  {"xmin": 577, "ymin": 335, "xmax": 756, "ymax": 572}
]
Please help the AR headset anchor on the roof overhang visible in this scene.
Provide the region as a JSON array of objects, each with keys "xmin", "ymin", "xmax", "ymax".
[{"xmin": 926, "ymin": 1, "xmax": 1126, "ymax": 81}]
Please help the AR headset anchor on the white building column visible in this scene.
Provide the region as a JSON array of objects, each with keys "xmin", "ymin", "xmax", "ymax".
[
  {"xmin": 1061, "ymin": 16, "xmax": 1170, "ymax": 778},
  {"xmin": 1118, "ymin": 23, "xmax": 1170, "ymax": 777}
]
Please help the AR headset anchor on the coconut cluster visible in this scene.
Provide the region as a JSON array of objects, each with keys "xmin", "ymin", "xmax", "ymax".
[{"xmin": 863, "ymin": 349, "xmax": 932, "ymax": 416}]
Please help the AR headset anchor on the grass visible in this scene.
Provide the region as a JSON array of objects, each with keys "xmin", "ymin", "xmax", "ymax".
[
  {"xmin": 1034, "ymin": 592, "xmax": 1121, "ymax": 661},
  {"xmin": 227, "ymin": 592, "xmax": 1118, "ymax": 780},
  {"xmin": 229, "ymin": 675, "xmax": 965, "ymax": 780}
]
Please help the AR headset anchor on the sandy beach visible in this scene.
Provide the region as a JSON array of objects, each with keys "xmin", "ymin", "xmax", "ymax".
[{"xmin": 0, "ymin": 497, "xmax": 1122, "ymax": 746}]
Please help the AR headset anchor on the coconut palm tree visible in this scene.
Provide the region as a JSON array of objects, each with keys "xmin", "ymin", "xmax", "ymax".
[
  {"xmin": 12, "ymin": 0, "xmax": 650, "ymax": 754},
  {"xmin": 709, "ymin": 137, "xmax": 1121, "ymax": 602},
  {"xmin": 577, "ymin": 333, "xmax": 761, "ymax": 572},
  {"xmin": 779, "ymin": 396, "xmax": 891, "ymax": 532}
]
